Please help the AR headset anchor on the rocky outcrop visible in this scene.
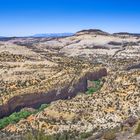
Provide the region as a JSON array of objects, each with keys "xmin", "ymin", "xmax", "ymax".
[
  {"xmin": 108, "ymin": 41, "xmax": 122, "ymax": 46},
  {"xmin": 0, "ymin": 68, "xmax": 107, "ymax": 119},
  {"xmin": 127, "ymin": 63, "xmax": 140, "ymax": 70}
]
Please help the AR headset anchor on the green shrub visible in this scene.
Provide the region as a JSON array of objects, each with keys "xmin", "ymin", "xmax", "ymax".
[
  {"xmin": 38, "ymin": 104, "xmax": 49, "ymax": 111},
  {"xmin": 0, "ymin": 110, "xmax": 32, "ymax": 129},
  {"xmin": 86, "ymin": 80, "xmax": 101, "ymax": 95}
]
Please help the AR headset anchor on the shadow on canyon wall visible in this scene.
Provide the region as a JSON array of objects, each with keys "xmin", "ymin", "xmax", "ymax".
[{"xmin": 127, "ymin": 63, "xmax": 140, "ymax": 70}]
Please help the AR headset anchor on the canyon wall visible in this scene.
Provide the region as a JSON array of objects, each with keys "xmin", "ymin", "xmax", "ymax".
[{"xmin": 0, "ymin": 68, "xmax": 107, "ymax": 118}]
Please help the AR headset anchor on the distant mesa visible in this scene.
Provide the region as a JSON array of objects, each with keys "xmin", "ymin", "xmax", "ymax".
[
  {"xmin": 76, "ymin": 29, "xmax": 110, "ymax": 36},
  {"xmin": 76, "ymin": 29, "xmax": 140, "ymax": 37},
  {"xmin": 0, "ymin": 36, "xmax": 6, "ymax": 38},
  {"xmin": 0, "ymin": 37, "xmax": 17, "ymax": 41},
  {"xmin": 113, "ymin": 32, "xmax": 140, "ymax": 37}
]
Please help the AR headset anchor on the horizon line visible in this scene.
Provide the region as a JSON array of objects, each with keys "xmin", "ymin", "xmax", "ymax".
[{"xmin": 0, "ymin": 29, "xmax": 140, "ymax": 37}]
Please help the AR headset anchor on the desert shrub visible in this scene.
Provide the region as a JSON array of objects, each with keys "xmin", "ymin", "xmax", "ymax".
[
  {"xmin": 80, "ymin": 131, "xmax": 93, "ymax": 139},
  {"xmin": 24, "ymin": 131, "xmax": 73, "ymax": 140},
  {"xmin": 23, "ymin": 129, "xmax": 83, "ymax": 140},
  {"xmin": 86, "ymin": 80, "xmax": 101, "ymax": 95},
  {"xmin": 103, "ymin": 130, "xmax": 116, "ymax": 140},
  {"xmin": 24, "ymin": 131, "xmax": 94, "ymax": 140},
  {"xmin": 24, "ymin": 131, "xmax": 54, "ymax": 140},
  {"xmin": 134, "ymin": 121, "xmax": 140, "ymax": 135}
]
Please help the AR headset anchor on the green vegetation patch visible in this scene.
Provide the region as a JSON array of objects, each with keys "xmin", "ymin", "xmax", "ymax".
[
  {"xmin": 0, "ymin": 110, "xmax": 32, "ymax": 129},
  {"xmin": 0, "ymin": 104, "xmax": 49, "ymax": 129},
  {"xmin": 86, "ymin": 79, "xmax": 101, "ymax": 95},
  {"xmin": 38, "ymin": 104, "xmax": 49, "ymax": 111}
]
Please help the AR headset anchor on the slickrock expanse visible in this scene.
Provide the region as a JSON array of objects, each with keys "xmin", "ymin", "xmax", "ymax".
[{"xmin": 0, "ymin": 29, "xmax": 140, "ymax": 140}]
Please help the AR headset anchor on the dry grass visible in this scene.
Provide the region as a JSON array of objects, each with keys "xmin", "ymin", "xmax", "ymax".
[{"xmin": 134, "ymin": 121, "xmax": 140, "ymax": 135}]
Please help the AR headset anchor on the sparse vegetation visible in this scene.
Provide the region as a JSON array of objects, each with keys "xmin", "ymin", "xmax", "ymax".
[
  {"xmin": 24, "ymin": 130, "xmax": 74, "ymax": 140},
  {"xmin": 0, "ymin": 51, "xmax": 27, "ymax": 62},
  {"xmin": 24, "ymin": 131, "xmax": 55, "ymax": 140},
  {"xmin": 24, "ymin": 130, "xmax": 93, "ymax": 140},
  {"xmin": 80, "ymin": 131, "xmax": 93, "ymax": 139}
]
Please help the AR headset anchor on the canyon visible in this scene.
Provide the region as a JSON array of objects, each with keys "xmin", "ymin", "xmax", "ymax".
[
  {"xmin": 0, "ymin": 29, "xmax": 140, "ymax": 140},
  {"xmin": 0, "ymin": 69, "xmax": 107, "ymax": 118}
]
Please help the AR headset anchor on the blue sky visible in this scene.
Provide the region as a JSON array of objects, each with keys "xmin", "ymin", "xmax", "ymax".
[{"xmin": 0, "ymin": 0, "xmax": 140, "ymax": 36}]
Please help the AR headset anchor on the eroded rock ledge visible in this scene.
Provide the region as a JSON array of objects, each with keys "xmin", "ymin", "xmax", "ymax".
[
  {"xmin": 127, "ymin": 63, "xmax": 140, "ymax": 70},
  {"xmin": 0, "ymin": 68, "xmax": 107, "ymax": 119}
]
